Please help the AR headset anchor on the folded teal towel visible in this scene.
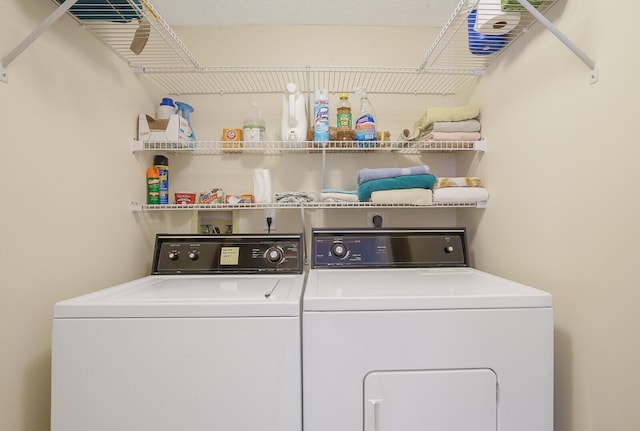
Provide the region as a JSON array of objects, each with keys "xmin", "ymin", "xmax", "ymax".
[
  {"xmin": 502, "ymin": 0, "xmax": 542, "ymax": 11},
  {"xmin": 357, "ymin": 174, "xmax": 437, "ymax": 202}
]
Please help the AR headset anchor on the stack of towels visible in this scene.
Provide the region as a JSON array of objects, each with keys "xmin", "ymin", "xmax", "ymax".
[
  {"xmin": 432, "ymin": 177, "xmax": 489, "ymax": 204},
  {"xmin": 400, "ymin": 105, "xmax": 482, "ymax": 144},
  {"xmin": 320, "ymin": 165, "xmax": 436, "ymax": 204},
  {"xmin": 319, "ymin": 167, "xmax": 489, "ymax": 206},
  {"xmin": 356, "ymin": 165, "xmax": 436, "ymax": 204}
]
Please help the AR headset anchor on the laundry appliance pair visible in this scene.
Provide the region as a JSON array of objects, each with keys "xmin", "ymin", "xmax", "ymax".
[{"xmin": 52, "ymin": 228, "xmax": 552, "ymax": 431}]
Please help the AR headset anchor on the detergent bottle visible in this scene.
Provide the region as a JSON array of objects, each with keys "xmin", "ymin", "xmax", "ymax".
[
  {"xmin": 281, "ymin": 82, "xmax": 307, "ymax": 142},
  {"xmin": 156, "ymin": 97, "xmax": 176, "ymax": 119},
  {"xmin": 175, "ymin": 101, "xmax": 196, "ymax": 141}
]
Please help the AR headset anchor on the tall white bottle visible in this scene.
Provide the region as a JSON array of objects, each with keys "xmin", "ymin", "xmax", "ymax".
[{"xmin": 281, "ymin": 82, "xmax": 307, "ymax": 142}]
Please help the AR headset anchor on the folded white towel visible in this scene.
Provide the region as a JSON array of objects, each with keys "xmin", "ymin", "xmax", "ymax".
[
  {"xmin": 321, "ymin": 192, "xmax": 360, "ymax": 203},
  {"xmin": 432, "ymin": 187, "xmax": 489, "ymax": 204},
  {"xmin": 371, "ymin": 188, "xmax": 433, "ymax": 205}
]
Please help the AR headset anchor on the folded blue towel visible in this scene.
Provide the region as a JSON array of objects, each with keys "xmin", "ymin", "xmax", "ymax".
[
  {"xmin": 321, "ymin": 189, "xmax": 358, "ymax": 194},
  {"xmin": 357, "ymin": 174, "xmax": 437, "ymax": 202},
  {"xmin": 357, "ymin": 165, "xmax": 430, "ymax": 185}
]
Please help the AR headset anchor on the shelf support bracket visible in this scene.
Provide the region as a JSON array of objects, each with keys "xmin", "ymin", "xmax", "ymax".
[
  {"xmin": 1, "ymin": 0, "xmax": 79, "ymax": 83},
  {"xmin": 516, "ymin": 0, "xmax": 598, "ymax": 84}
]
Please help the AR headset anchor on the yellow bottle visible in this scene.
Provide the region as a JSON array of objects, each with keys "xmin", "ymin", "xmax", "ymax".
[{"xmin": 336, "ymin": 93, "xmax": 353, "ymax": 142}]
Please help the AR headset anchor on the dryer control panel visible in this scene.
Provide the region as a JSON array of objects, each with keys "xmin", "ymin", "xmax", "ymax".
[
  {"xmin": 312, "ymin": 228, "xmax": 468, "ymax": 268},
  {"xmin": 152, "ymin": 234, "xmax": 303, "ymax": 274}
]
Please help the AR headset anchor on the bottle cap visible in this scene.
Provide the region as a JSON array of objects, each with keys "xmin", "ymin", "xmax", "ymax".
[
  {"xmin": 154, "ymin": 155, "xmax": 168, "ymax": 166},
  {"xmin": 315, "ymin": 89, "xmax": 328, "ymax": 100},
  {"xmin": 339, "ymin": 93, "xmax": 349, "ymax": 98},
  {"xmin": 160, "ymin": 97, "xmax": 175, "ymax": 107},
  {"xmin": 147, "ymin": 167, "xmax": 159, "ymax": 177}
]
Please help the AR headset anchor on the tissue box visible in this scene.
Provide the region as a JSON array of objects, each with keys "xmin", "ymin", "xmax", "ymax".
[{"xmin": 138, "ymin": 114, "xmax": 190, "ymax": 141}]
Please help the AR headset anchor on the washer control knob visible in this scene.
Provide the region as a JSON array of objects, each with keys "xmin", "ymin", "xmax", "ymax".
[
  {"xmin": 168, "ymin": 251, "xmax": 179, "ymax": 261},
  {"xmin": 444, "ymin": 246, "xmax": 454, "ymax": 253},
  {"xmin": 331, "ymin": 242, "xmax": 347, "ymax": 259},
  {"xmin": 266, "ymin": 246, "xmax": 284, "ymax": 264},
  {"xmin": 189, "ymin": 251, "xmax": 199, "ymax": 261}
]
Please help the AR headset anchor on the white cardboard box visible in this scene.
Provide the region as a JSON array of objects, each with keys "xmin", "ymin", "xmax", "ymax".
[{"xmin": 138, "ymin": 114, "xmax": 190, "ymax": 141}]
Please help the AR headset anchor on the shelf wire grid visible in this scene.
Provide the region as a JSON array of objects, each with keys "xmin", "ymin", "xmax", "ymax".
[
  {"xmin": 52, "ymin": 0, "xmax": 557, "ymax": 95},
  {"xmin": 131, "ymin": 139, "xmax": 487, "ymax": 155},
  {"xmin": 52, "ymin": 0, "xmax": 200, "ymax": 68},
  {"xmin": 419, "ymin": 0, "xmax": 558, "ymax": 72},
  {"xmin": 131, "ymin": 201, "xmax": 483, "ymax": 212}
]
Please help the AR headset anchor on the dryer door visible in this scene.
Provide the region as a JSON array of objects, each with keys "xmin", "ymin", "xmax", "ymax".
[{"xmin": 364, "ymin": 369, "xmax": 497, "ymax": 431}]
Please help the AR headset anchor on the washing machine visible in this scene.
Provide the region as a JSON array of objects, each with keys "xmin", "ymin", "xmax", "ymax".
[
  {"xmin": 303, "ymin": 228, "xmax": 553, "ymax": 431},
  {"xmin": 51, "ymin": 233, "xmax": 305, "ymax": 431}
]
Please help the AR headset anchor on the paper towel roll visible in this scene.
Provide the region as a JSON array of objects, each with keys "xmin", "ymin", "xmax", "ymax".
[
  {"xmin": 468, "ymin": 9, "xmax": 506, "ymax": 55},
  {"xmin": 473, "ymin": 4, "xmax": 520, "ymax": 35},
  {"xmin": 253, "ymin": 169, "xmax": 272, "ymax": 203}
]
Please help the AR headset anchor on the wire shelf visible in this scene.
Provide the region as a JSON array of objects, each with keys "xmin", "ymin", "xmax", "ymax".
[
  {"xmin": 130, "ymin": 201, "xmax": 485, "ymax": 212},
  {"xmin": 419, "ymin": 0, "xmax": 559, "ymax": 72},
  {"xmin": 51, "ymin": 0, "xmax": 558, "ymax": 95},
  {"xmin": 130, "ymin": 139, "xmax": 487, "ymax": 154}
]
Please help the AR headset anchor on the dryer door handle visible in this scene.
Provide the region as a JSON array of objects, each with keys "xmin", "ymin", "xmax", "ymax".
[{"xmin": 368, "ymin": 399, "xmax": 383, "ymax": 431}]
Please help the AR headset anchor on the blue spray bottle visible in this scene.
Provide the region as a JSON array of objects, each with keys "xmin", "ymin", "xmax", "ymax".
[{"xmin": 175, "ymin": 101, "xmax": 196, "ymax": 141}]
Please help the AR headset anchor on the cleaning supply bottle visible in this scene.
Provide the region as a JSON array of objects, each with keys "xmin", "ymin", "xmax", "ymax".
[
  {"xmin": 146, "ymin": 166, "xmax": 160, "ymax": 205},
  {"xmin": 244, "ymin": 102, "xmax": 266, "ymax": 142},
  {"xmin": 313, "ymin": 89, "xmax": 329, "ymax": 142},
  {"xmin": 354, "ymin": 87, "xmax": 377, "ymax": 146},
  {"xmin": 156, "ymin": 97, "xmax": 176, "ymax": 119},
  {"xmin": 336, "ymin": 93, "xmax": 353, "ymax": 141},
  {"xmin": 281, "ymin": 83, "xmax": 307, "ymax": 142},
  {"xmin": 175, "ymin": 101, "xmax": 195, "ymax": 140},
  {"xmin": 154, "ymin": 155, "xmax": 169, "ymax": 205}
]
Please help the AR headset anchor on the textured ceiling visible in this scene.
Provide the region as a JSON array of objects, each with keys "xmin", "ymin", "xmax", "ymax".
[{"xmin": 149, "ymin": 0, "xmax": 462, "ymax": 27}]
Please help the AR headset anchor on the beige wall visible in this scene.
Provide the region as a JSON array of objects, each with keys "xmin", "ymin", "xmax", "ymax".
[
  {"xmin": 2, "ymin": 0, "xmax": 638, "ymax": 430},
  {"xmin": 0, "ymin": 2, "xmax": 158, "ymax": 430},
  {"xmin": 461, "ymin": 0, "xmax": 640, "ymax": 430}
]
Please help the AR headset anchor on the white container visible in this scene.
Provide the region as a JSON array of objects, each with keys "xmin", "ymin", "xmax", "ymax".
[
  {"xmin": 313, "ymin": 89, "xmax": 329, "ymax": 142},
  {"xmin": 156, "ymin": 97, "xmax": 176, "ymax": 120},
  {"xmin": 243, "ymin": 102, "xmax": 266, "ymax": 142},
  {"xmin": 281, "ymin": 82, "xmax": 308, "ymax": 142}
]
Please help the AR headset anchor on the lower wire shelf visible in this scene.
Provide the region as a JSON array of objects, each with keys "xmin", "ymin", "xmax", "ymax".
[{"xmin": 130, "ymin": 201, "xmax": 487, "ymax": 211}]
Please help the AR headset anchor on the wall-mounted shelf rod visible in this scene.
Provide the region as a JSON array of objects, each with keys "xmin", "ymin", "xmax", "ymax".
[
  {"xmin": 1, "ymin": 0, "xmax": 79, "ymax": 83},
  {"xmin": 516, "ymin": 0, "xmax": 598, "ymax": 84}
]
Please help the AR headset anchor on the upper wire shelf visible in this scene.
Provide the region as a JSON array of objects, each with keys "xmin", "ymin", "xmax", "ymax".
[
  {"xmin": 50, "ymin": 0, "xmax": 558, "ymax": 95},
  {"xmin": 130, "ymin": 139, "xmax": 487, "ymax": 155}
]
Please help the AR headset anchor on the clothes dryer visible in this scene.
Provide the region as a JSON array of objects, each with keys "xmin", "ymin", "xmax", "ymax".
[
  {"xmin": 303, "ymin": 228, "xmax": 553, "ymax": 431},
  {"xmin": 52, "ymin": 233, "xmax": 304, "ymax": 431}
]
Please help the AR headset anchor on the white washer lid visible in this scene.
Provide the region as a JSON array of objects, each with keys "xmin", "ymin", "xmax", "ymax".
[
  {"xmin": 303, "ymin": 267, "xmax": 551, "ymax": 311},
  {"xmin": 55, "ymin": 274, "xmax": 305, "ymax": 318}
]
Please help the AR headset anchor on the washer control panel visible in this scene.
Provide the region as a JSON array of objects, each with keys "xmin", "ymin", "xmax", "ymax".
[
  {"xmin": 312, "ymin": 228, "xmax": 468, "ymax": 268},
  {"xmin": 152, "ymin": 234, "xmax": 303, "ymax": 274}
]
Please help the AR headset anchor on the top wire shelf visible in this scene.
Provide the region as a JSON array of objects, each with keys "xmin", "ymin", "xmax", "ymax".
[{"xmin": 53, "ymin": 0, "xmax": 558, "ymax": 95}]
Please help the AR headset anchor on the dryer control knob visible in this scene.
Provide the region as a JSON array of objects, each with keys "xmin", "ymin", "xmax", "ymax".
[
  {"xmin": 331, "ymin": 242, "xmax": 347, "ymax": 259},
  {"xmin": 168, "ymin": 251, "xmax": 179, "ymax": 261},
  {"xmin": 266, "ymin": 247, "xmax": 284, "ymax": 264},
  {"xmin": 444, "ymin": 246, "xmax": 454, "ymax": 253},
  {"xmin": 189, "ymin": 251, "xmax": 199, "ymax": 261}
]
